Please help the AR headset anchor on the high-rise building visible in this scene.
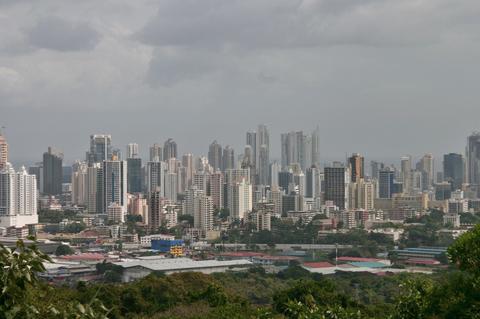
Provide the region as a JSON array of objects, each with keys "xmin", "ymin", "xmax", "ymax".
[
  {"xmin": 146, "ymin": 161, "xmax": 166, "ymax": 195},
  {"xmin": 229, "ymin": 178, "xmax": 252, "ymax": 220},
  {"xmin": 311, "ymin": 126, "xmax": 320, "ymax": 168},
  {"xmin": 149, "ymin": 143, "xmax": 163, "ymax": 162},
  {"xmin": 379, "ymin": 167, "xmax": 395, "ymax": 199},
  {"xmin": 127, "ymin": 158, "xmax": 142, "ymax": 193},
  {"xmin": 182, "ymin": 154, "xmax": 194, "ymax": 188},
  {"xmin": 165, "ymin": 172, "xmax": 178, "ymax": 202},
  {"xmin": 306, "ymin": 167, "xmax": 321, "ymax": 198},
  {"xmin": 0, "ymin": 129, "xmax": 8, "ymax": 171},
  {"xmin": 86, "ymin": 164, "xmax": 102, "ymax": 213},
  {"xmin": 71, "ymin": 161, "xmax": 88, "ymax": 206},
  {"xmin": 208, "ymin": 140, "xmax": 223, "ymax": 171},
  {"xmin": 401, "ymin": 156, "xmax": 412, "ymax": 194},
  {"xmin": 43, "ymin": 147, "xmax": 63, "ymax": 196},
  {"xmin": 246, "ymin": 131, "xmax": 257, "ymax": 169},
  {"xmin": 148, "ymin": 191, "xmax": 163, "ymax": 230},
  {"xmin": 258, "ymin": 144, "xmax": 269, "ymax": 185},
  {"xmin": 222, "ymin": 146, "xmax": 235, "ymax": 171},
  {"xmin": 348, "ymin": 179, "xmax": 375, "ymax": 210},
  {"xmin": 126, "ymin": 143, "xmax": 139, "ymax": 159},
  {"xmin": 324, "ymin": 165, "xmax": 350, "ymax": 210},
  {"xmin": 467, "ymin": 132, "xmax": 480, "ymax": 185},
  {"xmin": 87, "ymin": 134, "xmax": 112, "ymax": 165},
  {"xmin": 194, "ymin": 194, "xmax": 214, "ymax": 234},
  {"xmin": 102, "ymin": 160, "xmax": 127, "ymax": 216},
  {"xmin": 163, "ymin": 138, "xmax": 177, "ymax": 160},
  {"xmin": 416, "ymin": 153, "xmax": 434, "ymax": 190},
  {"xmin": 370, "ymin": 161, "xmax": 384, "ymax": 180},
  {"xmin": 348, "ymin": 153, "xmax": 364, "ymax": 183},
  {"xmin": 444, "ymin": 153, "xmax": 464, "ymax": 191},
  {"xmin": 209, "ymin": 171, "xmax": 223, "ymax": 209},
  {"xmin": 0, "ymin": 164, "xmax": 38, "ymax": 228},
  {"xmin": 270, "ymin": 162, "xmax": 280, "ymax": 190}
]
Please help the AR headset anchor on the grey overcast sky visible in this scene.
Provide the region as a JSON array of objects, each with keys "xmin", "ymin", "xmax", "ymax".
[{"xmin": 1, "ymin": 0, "xmax": 479, "ymax": 165}]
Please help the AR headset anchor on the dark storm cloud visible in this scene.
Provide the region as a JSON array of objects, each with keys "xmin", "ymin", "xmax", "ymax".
[{"xmin": 26, "ymin": 16, "xmax": 100, "ymax": 51}]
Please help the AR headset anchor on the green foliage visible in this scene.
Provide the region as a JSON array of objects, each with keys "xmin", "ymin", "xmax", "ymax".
[
  {"xmin": 96, "ymin": 261, "xmax": 124, "ymax": 283},
  {"xmin": 55, "ymin": 244, "xmax": 74, "ymax": 256},
  {"xmin": 448, "ymin": 223, "xmax": 480, "ymax": 276},
  {"xmin": 65, "ymin": 222, "xmax": 86, "ymax": 233},
  {"xmin": 392, "ymin": 279, "xmax": 434, "ymax": 319},
  {"xmin": 38, "ymin": 210, "xmax": 78, "ymax": 223}
]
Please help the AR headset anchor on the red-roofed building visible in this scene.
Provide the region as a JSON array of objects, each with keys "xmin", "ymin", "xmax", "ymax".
[
  {"xmin": 336, "ymin": 257, "xmax": 382, "ymax": 263},
  {"xmin": 303, "ymin": 262, "xmax": 335, "ymax": 268}
]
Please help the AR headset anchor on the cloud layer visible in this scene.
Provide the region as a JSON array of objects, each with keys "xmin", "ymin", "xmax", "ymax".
[{"xmin": 1, "ymin": 0, "xmax": 480, "ymax": 165}]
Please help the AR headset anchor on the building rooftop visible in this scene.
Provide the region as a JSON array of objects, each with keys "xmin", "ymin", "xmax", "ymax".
[{"xmin": 114, "ymin": 257, "xmax": 252, "ymax": 272}]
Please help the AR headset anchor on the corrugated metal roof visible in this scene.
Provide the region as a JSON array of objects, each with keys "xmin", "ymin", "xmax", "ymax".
[{"xmin": 114, "ymin": 257, "xmax": 252, "ymax": 271}]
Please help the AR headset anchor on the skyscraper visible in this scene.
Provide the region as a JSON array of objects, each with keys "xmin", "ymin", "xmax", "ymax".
[
  {"xmin": 102, "ymin": 160, "xmax": 127, "ymax": 217},
  {"xmin": 444, "ymin": 153, "xmax": 464, "ymax": 191},
  {"xmin": 256, "ymin": 124, "xmax": 270, "ymax": 185},
  {"xmin": 417, "ymin": 153, "xmax": 434, "ymax": 189},
  {"xmin": 71, "ymin": 161, "xmax": 88, "ymax": 206},
  {"xmin": 87, "ymin": 134, "xmax": 112, "ymax": 165},
  {"xmin": 467, "ymin": 132, "xmax": 480, "ymax": 185},
  {"xmin": 126, "ymin": 143, "xmax": 139, "ymax": 159},
  {"xmin": 324, "ymin": 164, "xmax": 349, "ymax": 210},
  {"xmin": 149, "ymin": 143, "xmax": 163, "ymax": 162},
  {"xmin": 379, "ymin": 167, "xmax": 395, "ymax": 199},
  {"xmin": 43, "ymin": 147, "xmax": 63, "ymax": 196},
  {"xmin": 222, "ymin": 146, "xmax": 235, "ymax": 171},
  {"xmin": 163, "ymin": 138, "xmax": 177, "ymax": 160},
  {"xmin": 311, "ymin": 126, "xmax": 320, "ymax": 168},
  {"xmin": 401, "ymin": 156, "xmax": 412, "ymax": 194},
  {"xmin": 229, "ymin": 178, "xmax": 252, "ymax": 220},
  {"xmin": 348, "ymin": 153, "xmax": 364, "ymax": 183},
  {"xmin": 127, "ymin": 158, "xmax": 142, "ymax": 193},
  {"xmin": 0, "ymin": 129, "xmax": 8, "ymax": 171},
  {"xmin": 208, "ymin": 140, "xmax": 223, "ymax": 171},
  {"xmin": 182, "ymin": 154, "xmax": 194, "ymax": 188},
  {"xmin": 146, "ymin": 161, "xmax": 167, "ymax": 195},
  {"xmin": 193, "ymin": 194, "xmax": 214, "ymax": 234},
  {"xmin": 246, "ymin": 131, "xmax": 257, "ymax": 169},
  {"xmin": 0, "ymin": 163, "xmax": 38, "ymax": 228}
]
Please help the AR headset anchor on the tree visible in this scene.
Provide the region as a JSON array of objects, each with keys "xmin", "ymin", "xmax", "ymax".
[
  {"xmin": 448, "ymin": 223, "xmax": 480, "ymax": 276},
  {"xmin": 55, "ymin": 244, "xmax": 74, "ymax": 256}
]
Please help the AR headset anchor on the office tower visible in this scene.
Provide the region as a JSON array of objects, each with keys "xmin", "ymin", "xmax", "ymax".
[
  {"xmin": 324, "ymin": 165, "xmax": 350, "ymax": 210},
  {"xmin": 304, "ymin": 135, "xmax": 313, "ymax": 169},
  {"xmin": 293, "ymin": 172, "xmax": 306, "ymax": 196},
  {"xmin": 467, "ymin": 132, "xmax": 480, "ymax": 185},
  {"xmin": 182, "ymin": 154, "xmax": 194, "ymax": 188},
  {"xmin": 258, "ymin": 144, "xmax": 269, "ymax": 185},
  {"xmin": 87, "ymin": 134, "xmax": 112, "ymax": 165},
  {"xmin": 209, "ymin": 171, "xmax": 223, "ymax": 209},
  {"xmin": 71, "ymin": 161, "xmax": 88, "ymax": 206},
  {"xmin": 127, "ymin": 158, "xmax": 142, "ymax": 193},
  {"xmin": 148, "ymin": 191, "xmax": 163, "ymax": 230},
  {"xmin": 146, "ymin": 161, "xmax": 166, "ymax": 195},
  {"xmin": 163, "ymin": 138, "xmax": 177, "ymax": 160},
  {"xmin": 102, "ymin": 160, "xmax": 127, "ymax": 216},
  {"xmin": 194, "ymin": 195, "xmax": 214, "ymax": 233},
  {"xmin": 412, "ymin": 170, "xmax": 423, "ymax": 193},
  {"xmin": 278, "ymin": 171, "xmax": 293, "ymax": 192},
  {"xmin": 311, "ymin": 126, "xmax": 320, "ymax": 168},
  {"xmin": 370, "ymin": 161, "xmax": 384, "ymax": 180},
  {"xmin": 0, "ymin": 129, "xmax": 7, "ymax": 170},
  {"xmin": 282, "ymin": 194, "xmax": 302, "ymax": 213},
  {"xmin": 379, "ymin": 167, "xmax": 395, "ymax": 199},
  {"xmin": 435, "ymin": 182, "xmax": 452, "ymax": 200},
  {"xmin": 242, "ymin": 145, "xmax": 254, "ymax": 169},
  {"xmin": 348, "ymin": 153, "xmax": 364, "ymax": 183},
  {"xmin": 246, "ymin": 131, "xmax": 257, "ymax": 169},
  {"xmin": 229, "ymin": 178, "xmax": 252, "ymax": 221},
  {"xmin": 416, "ymin": 153, "xmax": 434, "ymax": 190},
  {"xmin": 443, "ymin": 153, "xmax": 464, "ymax": 191},
  {"xmin": 208, "ymin": 140, "xmax": 223, "ymax": 171},
  {"xmin": 126, "ymin": 143, "xmax": 139, "ymax": 159},
  {"xmin": 281, "ymin": 131, "xmax": 305, "ymax": 170},
  {"xmin": 270, "ymin": 162, "xmax": 280, "ymax": 190},
  {"xmin": 222, "ymin": 146, "xmax": 235, "ymax": 171},
  {"xmin": 306, "ymin": 167, "xmax": 321, "ymax": 198},
  {"xmin": 269, "ymin": 188, "xmax": 283, "ymax": 216},
  {"xmin": 0, "ymin": 164, "xmax": 38, "ymax": 228},
  {"xmin": 149, "ymin": 143, "xmax": 163, "ymax": 162},
  {"xmin": 165, "ymin": 172, "xmax": 178, "ymax": 202},
  {"xmin": 28, "ymin": 164, "xmax": 42, "ymax": 192},
  {"xmin": 42, "ymin": 147, "xmax": 63, "ymax": 196},
  {"xmin": 400, "ymin": 156, "xmax": 412, "ymax": 194}
]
